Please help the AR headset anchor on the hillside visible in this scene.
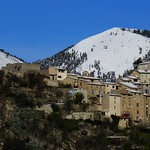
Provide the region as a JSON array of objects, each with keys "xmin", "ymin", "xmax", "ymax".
[
  {"xmin": 0, "ymin": 49, "xmax": 23, "ymax": 69},
  {"xmin": 1, "ymin": 71, "xmax": 150, "ymax": 149},
  {"xmin": 35, "ymin": 27, "xmax": 150, "ymax": 81},
  {"xmin": 0, "ymin": 71, "xmax": 112, "ymax": 150}
]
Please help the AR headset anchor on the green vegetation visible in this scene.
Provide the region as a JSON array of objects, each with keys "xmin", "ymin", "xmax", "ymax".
[
  {"xmin": 1, "ymin": 71, "xmax": 150, "ymax": 149},
  {"xmin": 58, "ymin": 82, "xmax": 72, "ymax": 88},
  {"xmin": 51, "ymin": 103, "xmax": 60, "ymax": 112},
  {"xmin": 74, "ymin": 92, "xmax": 84, "ymax": 104}
]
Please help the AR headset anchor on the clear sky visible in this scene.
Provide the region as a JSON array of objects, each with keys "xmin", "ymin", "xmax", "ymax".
[{"xmin": 0, "ymin": 0, "xmax": 150, "ymax": 62}]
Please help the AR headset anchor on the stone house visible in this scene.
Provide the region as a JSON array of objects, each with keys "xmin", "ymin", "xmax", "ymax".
[
  {"xmin": 137, "ymin": 61, "xmax": 150, "ymax": 70},
  {"xmin": 2, "ymin": 63, "xmax": 48, "ymax": 77},
  {"xmin": 103, "ymin": 94, "xmax": 121, "ymax": 117},
  {"xmin": 104, "ymin": 82, "xmax": 119, "ymax": 94},
  {"xmin": 62, "ymin": 73, "xmax": 78, "ymax": 87},
  {"xmin": 131, "ymin": 69, "xmax": 150, "ymax": 83},
  {"xmin": 48, "ymin": 66, "xmax": 67, "ymax": 81},
  {"xmin": 121, "ymin": 92, "xmax": 150, "ymax": 126},
  {"xmin": 134, "ymin": 82, "xmax": 150, "ymax": 95},
  {"xmin": 87, "ymin": 82, "xmax": 105, "ymax": 98}
]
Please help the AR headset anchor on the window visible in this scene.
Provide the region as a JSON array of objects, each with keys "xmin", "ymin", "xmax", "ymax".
[
  {"xmin": 58, "ymin": 76, "xmax": 62, "ymax": 78},
  {"xmin": 146, "ymin": 109, "xmax": 148, "ymax": 118},
  {"xmin": 134, "ymin": 79, "xmax": 138, "ymax": 82},
  {"xmin": 58, "ymin": 69, "xmax": 65, "ymax": 73},
  {"xmin": 145, "ymin": 89, "xmax": 148, "ymax": 93},
  {"xmin": 137, "ymin": 103, "xmax": 139, "ymax": 107},
  {"xmin": 112, "ymin": 85, "xmax": 114, "ymax": 88},
  {"xmin": 137, "ymin": 110, "xmax": 139, "ymax": 114},
  {"xmin": 92, "ymin": 89, "xmax": 94, "ymax": 95},
  {"xmin": 80, "ymin": 82, "xmax": 82, "ymax": 86},
  {"xmin": 114, "ymin": 106, "xmax": 116, "ymax": 109}
]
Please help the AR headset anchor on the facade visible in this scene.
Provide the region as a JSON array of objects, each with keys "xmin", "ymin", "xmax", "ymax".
[
  {"xmin": 63, "ymin": 73, "xmax": 78, "ymax": 87},
  {"xmin": 87, "ymin": 82, "xmax": 105, "ymax": 98},
  {"xmin": 72, "ymin": 112, "xmax": 94, "ymax": 120},
  {"xmin": 131, "ymin": 69, "xmax": 150, "ymax": 83},
  {"xmin": 103, "ymin": 94, "xmax": 121, "ymax": 117},
  {"xmin": 49, "ymin": 67, "xmax": 67, "ymax": 81},
  {"xmin": 121, "ymin": 93, "xmax": 150, "ymax": 126},
  {"xmin": 104, "ymin": 82, "xmax": 119, "ymax": 94},
  {"xmin": 2, "ymin": 63, "xmax": 48, "ymax": 77},
  {"xmin": 138, "ymin": 61, "xmax": 150, "ymax": 70}
]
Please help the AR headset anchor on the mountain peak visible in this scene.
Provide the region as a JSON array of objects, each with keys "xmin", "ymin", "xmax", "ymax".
[
  {"xmin": 35, "ymin": 27, "xmax": 150, "ymax": 82},
  {"xmin": 0, "ymin": 49, "xmax": 23, "ymax": 69}
]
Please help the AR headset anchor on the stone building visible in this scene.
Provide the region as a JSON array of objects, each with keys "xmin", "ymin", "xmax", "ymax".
[
  {"xmin": 48, "ymin": 67, "xmax": 67, "ymax": 81},
  {"xmin": 103, "ymin": 93, "xmax": 121, "ymax": 117},
  {"xmin": 2, "ymin": 63, "xmax": 48, "ymax": 77},
  {"xmin": 63, "ymin": 73, "xmax": 78, "ymax": 87},
  {"xmin": 131, "ymin": 69, "xmax": 150, "ymax": 83},
  {"xmin": 137, "ymin": 61, "xmax": 150, "ymax": 70},
  {"xmin": 121, "ymin": 91, "xmax": 150, "ymax": 126}
]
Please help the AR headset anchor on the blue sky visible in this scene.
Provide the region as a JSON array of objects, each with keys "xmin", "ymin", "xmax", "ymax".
[{"xmin": 0, "ymin": 0, "xmax": 150, "ymax": 62}]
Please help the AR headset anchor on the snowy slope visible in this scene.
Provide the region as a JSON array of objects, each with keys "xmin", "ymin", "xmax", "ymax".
[
  {"xmin": 67, "ymin": 27, "xmax": 150, "ymax": 77},
  {"xmin": 0, "ymin": 51, "xmax": 23, "ymax": 69}
]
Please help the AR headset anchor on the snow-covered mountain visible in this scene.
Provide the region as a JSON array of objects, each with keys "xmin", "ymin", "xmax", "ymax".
[
  {"xmin": 35, "ymin": 27, "xmax": 150, "ymax": 81},
  {"xmin": 0, "ymin": 49, "xmax": 23, "ymax": 69}
]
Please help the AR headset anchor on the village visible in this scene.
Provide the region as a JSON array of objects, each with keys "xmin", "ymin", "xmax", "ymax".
[{"xmin": 2, "ymin": 61, "xmax": 150, "ymax": 129}]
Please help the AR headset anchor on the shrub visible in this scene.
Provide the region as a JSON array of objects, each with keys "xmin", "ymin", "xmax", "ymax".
[
  {"xmin": 3, "ymin": 137, "xmax": 27, "ymax": 150},
  {"xmin": 74, "ymin": 92, "xmax": 84, "ymax": 104},
  {"xmin": 51, "ymin": 103, "xmax": 60, "ymax": 112},
  {"xmin": 55, "ymin": 89, "xmax": 63, "ymax": 97},
  {"xmin": 64, "ymin": 100, "xmax": 73, "ymax": 113},
  {"xmin": 63, "ymin": 119, "xmax": 79, "ymax": 132},
  {"xmin": 13, "ymin": 93, "xmax": 34, "ymax": 108}
]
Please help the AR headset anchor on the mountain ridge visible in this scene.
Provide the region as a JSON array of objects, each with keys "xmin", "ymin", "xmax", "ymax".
[
  {"xmin": 0, "ymin": 49, "xmax": 23, "ymax": 69},
  {"xmin": 35, "ymin": 27, "xmax": 150, "ymax": 81}
]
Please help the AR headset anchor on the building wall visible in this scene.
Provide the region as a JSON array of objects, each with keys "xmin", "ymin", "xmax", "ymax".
[
  {"xmin": 48, "ymin": 67, "xmax": 67, "ymax": 81},
  {"xmin": 56, "ymin": 69, "xmax": 67, "ymax": 80},
  {"xmin": 63, "ymin": 77, "xmax": 77, "ymax": 87},
  {"xmin": 131, "ymin": 70, "xmax": 150, "ymax": 84},
  {"xmin": 118, "ymin": 119, "xmax": 129, "ymax": 129},
  {"xmin": 2, "ymin": 63, "xmax": 48, "ymax": 77},
  {"xmin": 143, "ymin": 96, "xmax": 150, "ymax": 126},
  {"xmin": 104, "ymin": 83, "xmax": 118, "ymax": 94},
  {"xmin": 130, "ymin": 70, "xmax": 140, "ymax": 79},
  {"xmin": 89, "ymin": 105, "xmax": 103, "ymax": 112},
  {"xmin": 138, "ymin": 63, "xmax": 150, "ymax": 70},
  {"xmin": 139, "ymin": 73, "xmax": 150, "ymax": 83},
  {"xmin": 5, "ymin": 63, "xmax": 41, "ymax": 71},
  {"xmin": 121, "ymin": 94, "xmax": 150, "ymax": 126},
  {"xmin": 49, "ymin": 67, "xmax": 57, "ymax": 75},
  {"xmin": 103, "ymin": 94, "xmax": 121, "ymax": 117},
  {"xmin": 72, "ymin": 112, "xmax": 94, "ymax": 120},
  {"xmin": 87, "ymin": 84, "xmax": 104, "ymax": 98}
]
